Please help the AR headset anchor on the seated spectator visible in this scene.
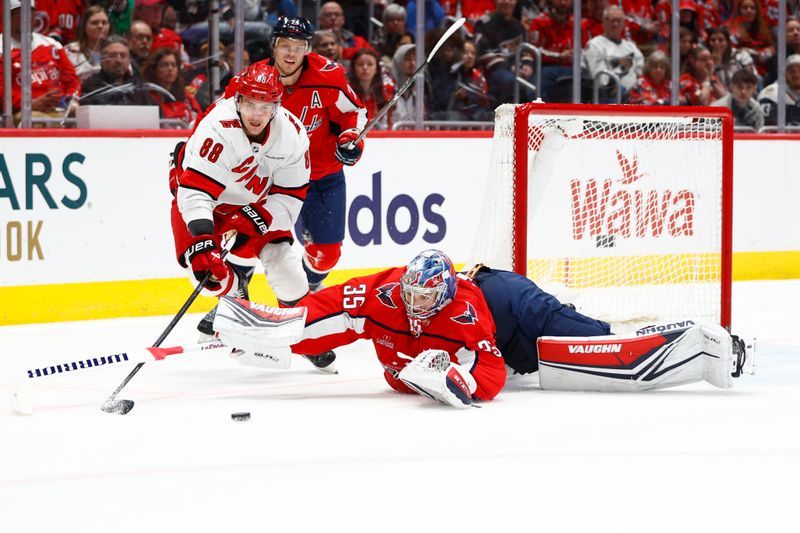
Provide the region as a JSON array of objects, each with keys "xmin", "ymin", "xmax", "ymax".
[
  {"xmin": 582, "ymin": 5, "xmax": 644, "ymax": 96},
  {"xmin": 678, "ymin": 0, "xmax": 706, "ymax": 43},
  {"xmin": 628, "ymin": 49, "xmax": 671, "ymax": 104},
  {"xmin": 763, "ymin": 17, "xmax": 800, "ymax": 86},
  {"xmin": 424, "ymin": 27, "xmax": 465, "ymax": 119},
  {"xmin": 711, "ymin": 26, "xmax": 763, "ymax": 91},
  {"xmin": 65, "ymin": 5, "xmax": 111, "ymax": 81},
  {"xmin": 729, "ymin": 0, "xmax": 775, "ymax": 74},
  {"xmin": 134, "ymin": 46, "xmax": 201, "ymax": 128},
  {"xmin": 617, "ymin": 0, "xmax": 660, "ymax": 55},
  {"xmin": 390, "ymin": 43, "xmax": 423, "ymax": 123},
  {"xmin": 374, "ymin": 3, "xmax": 410, "ymax": 66},
  {"xmin": 348, "ymin": 48, "xmax": 396, "ymax": 129},
  {"xmin": 0, "ymin": 0, "xmax": 81, "ymax": 123},
  {"xmin": 263, "ymin": 0, "xmax": 299, "ymax": 27},
  {"xmin": 449, "ymin": 38, "xmax": 493, "ymax": 120},
  {"xmin": 312, "ymin": 29, "xmax": 345, "ymax": 66},
  {"xmin": 679, "ymin": 45, "xmax": 728, "ymax": 105},
  {"xmin": 317, "ymin": 2, "xmax": 373, "ymax": 61},
  {"xmin": 529, "ymin": 0, "xmax": 579, "ymax": 101},
  {"xmin": 127, "ymin": 19, "xmax": 154, "ymax": 75},
  {"xmin": 134, "ymin": 0, "xmax": 185, "ymax": 57},
  {"xmin": 405, "ymin": 0, "xmax": 445, "ymax": 39},
  {"xmin": 675, "ymin": 25, "xmax": 698, "ymax": 71},
  {"xmin": 758, "ymin": 53, "xmax": 800, "ymax": 126},
  {"xmin": 712, "ymin": 69, "xmax": 764, "ymax": 130},
  {"xmin": 474, "ymin": 0, "xmax": 527, "ymax": 105},
  {"xmin": 80, "ymin": 36, "xmax": 142, "ymax": 106}
]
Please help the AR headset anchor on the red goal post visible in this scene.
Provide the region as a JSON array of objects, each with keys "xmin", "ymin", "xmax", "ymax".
[{"xmin": 470, "ymin": 102, "xmax": 734, "ymax": 332}]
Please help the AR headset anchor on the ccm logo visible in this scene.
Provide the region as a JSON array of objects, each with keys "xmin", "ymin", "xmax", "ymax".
[{"xmin": 568, "ymin": 344, "xmax": 623, "ymax": 354}]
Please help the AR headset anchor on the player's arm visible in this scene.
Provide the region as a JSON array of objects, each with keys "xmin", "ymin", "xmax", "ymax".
[
  {"xmin": 215, "ymin": 271, "xmax": 388, "ymax": 354},
  {"xmin": 328, "ymin": 69, "xmax": 368, "ymax": 166}
]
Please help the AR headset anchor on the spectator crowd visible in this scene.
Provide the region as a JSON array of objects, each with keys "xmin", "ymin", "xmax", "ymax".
[{"xmin": 1, "ymin": 0, "xmax": 799, "ymax": 130}]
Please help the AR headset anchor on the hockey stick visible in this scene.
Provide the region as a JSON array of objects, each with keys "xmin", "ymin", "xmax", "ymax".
[
  {"xmin": 11, "ymin": 340, "xmax": 227, "ymax": 415},
  {"xmin": 347, "ymin": 17, "xmax": 466, "ymax": 148},
  {"xmin": 99, "ymin": 269, "xmax": 217, "ymax": 415}
]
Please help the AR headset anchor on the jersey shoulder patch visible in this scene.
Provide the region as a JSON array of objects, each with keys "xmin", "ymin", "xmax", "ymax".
[{"xmin": 450, "ymin": 302, "xmax": 478, "ymax": 325}]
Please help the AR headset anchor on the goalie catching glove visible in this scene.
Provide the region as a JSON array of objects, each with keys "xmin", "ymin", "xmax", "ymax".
[
  {"xmin": 397, "ymin": 349, "xmax": 477, "ymax": 409},
  {"xmin": 334, "ymin": 128, "xmax": 364, "ymax": 166}
]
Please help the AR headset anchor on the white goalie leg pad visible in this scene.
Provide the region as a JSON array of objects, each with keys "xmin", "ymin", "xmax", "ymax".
[
  {"xmin": 537, "ymin": 323, "xmax": 736, "ymax": 392},
  {"xmin": 229, "ymin": 346, "xmax": 292, "ymax": 370},
  {"xmin": 397, "ymin": 350, "xmax": 477, "ymax": 409},
  {"xmin": 259, "ymin": 241, "xmax": 309, "ymax": 303},
  {"xmin": 213, "ymin": 296, "xmax": 307, "ymax": 354}
]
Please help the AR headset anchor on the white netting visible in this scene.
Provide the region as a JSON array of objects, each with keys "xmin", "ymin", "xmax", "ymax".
[{"xmin": 470, "ymin": 103, "xmax": 729, "ymax": 333}]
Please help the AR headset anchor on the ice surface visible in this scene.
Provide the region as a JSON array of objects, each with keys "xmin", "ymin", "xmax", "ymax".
[{"xmin": 1, "ymin": 280, "xmax": 799, "ymax": 533}]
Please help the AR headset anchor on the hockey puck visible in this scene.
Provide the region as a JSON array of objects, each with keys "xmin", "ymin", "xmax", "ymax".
[{"xmin": 231, "ymin": 412, "xmax": 251, "ymax": 421}]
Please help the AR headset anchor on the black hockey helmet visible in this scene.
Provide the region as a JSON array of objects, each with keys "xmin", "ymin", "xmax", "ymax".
[{"xmin": 272, "ymin": 16, "xmax": 313, "ymax": 42}]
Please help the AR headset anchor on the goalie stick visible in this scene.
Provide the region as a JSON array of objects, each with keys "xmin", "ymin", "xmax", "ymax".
[
  {"xmin": 346, "ymin": 17, "xmax": 466, "ymax": 149},
  {"xmin": 11, "ymin": 340, "xmax": 227, "ymax": 415}
]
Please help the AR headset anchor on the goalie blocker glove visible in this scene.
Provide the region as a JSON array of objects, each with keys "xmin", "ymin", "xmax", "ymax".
[
  {"xmin": 334, "ymin": 128, "xmax": 364, "ymax": 166},
  {"xmin": 397, "ymin": 349, "xmax": 477, "ymax": 409}
]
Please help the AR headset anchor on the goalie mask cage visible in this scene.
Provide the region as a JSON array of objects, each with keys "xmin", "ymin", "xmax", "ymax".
[{"xmin": 470, "ymin": 103, "xmax": 733, "ymax": 332}]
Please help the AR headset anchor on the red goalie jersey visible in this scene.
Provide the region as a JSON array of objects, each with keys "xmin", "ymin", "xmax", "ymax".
[
  {"xmin": 225, "ymin": 53, "xmax": 367, "ymax": 180},
  {"xmin": 291, "ymin": 268, "xmax": 507, "ymax": 401}
]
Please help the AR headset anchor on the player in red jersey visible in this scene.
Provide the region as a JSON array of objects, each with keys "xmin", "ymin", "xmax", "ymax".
[{"xmin": 215, "ymin": 250, "xmax": 753, "ymax": 408}]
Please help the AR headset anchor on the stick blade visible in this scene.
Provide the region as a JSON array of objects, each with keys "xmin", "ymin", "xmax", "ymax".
[{"xmin": 101, "ymin": 399, "xmax": 135, "ymax": 415}]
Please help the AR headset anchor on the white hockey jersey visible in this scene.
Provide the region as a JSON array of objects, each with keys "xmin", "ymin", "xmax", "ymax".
[
  {"xmin": 582, "ymin": 35, "xmax": 644, "ymax": 91},
  {"xmin": 177, "ymin": 97, "xmax": 311, "ymax": 234}
]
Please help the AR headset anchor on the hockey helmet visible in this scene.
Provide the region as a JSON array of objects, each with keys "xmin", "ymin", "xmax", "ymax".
[
  {"xmin": 272, "ymin": 16, "xmax": 313, "ymax": 43},
  {"xmin": 236, "ymin": 63, "xmax": 283, "ymax": 103},
  {"xmin": 400, "ymin": 250, "xmax": 457, "ymax": 320}
]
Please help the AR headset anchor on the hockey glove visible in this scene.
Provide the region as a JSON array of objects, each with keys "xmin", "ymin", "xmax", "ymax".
[
  {"xmin": 334, "ymin": 128, "xmax": 364, "ymax": 166},
  {"xmin": 397, "ymin": 350, "xmax": 477, "ymax": 409},
  {"xmin": 227, "ymin": 203, "xmax": 272, "ymax": 237},
  {"xmin": 183, "ymin": 236, "xmax": 230, "ymax": 290}
]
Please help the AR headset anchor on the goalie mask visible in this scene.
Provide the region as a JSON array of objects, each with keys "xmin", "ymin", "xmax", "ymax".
[{"xmin": 400, "ymin": 250, "xmax": 457, "ymax": 320}]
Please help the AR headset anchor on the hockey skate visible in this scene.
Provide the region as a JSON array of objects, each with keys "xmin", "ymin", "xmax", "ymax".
[
  {"xmin": 198, "ymin": 263, "xmax": 254, "ymax": 342},
  {"xmin": 303, "ymin": 350, "xmax": 338, "ymax": 374},
  {"xmin": 731, "ymin": 335, "xmax": 756, "ymax": 378}
]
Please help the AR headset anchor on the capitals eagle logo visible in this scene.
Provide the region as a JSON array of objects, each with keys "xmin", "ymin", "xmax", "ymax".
[
  {"xmin": 376, "ymin": 282, "xmax": 400, "ymax": 308},
  {"xmin": 450, "ymin": 302, "xmax": 478, "ymax": 325}
]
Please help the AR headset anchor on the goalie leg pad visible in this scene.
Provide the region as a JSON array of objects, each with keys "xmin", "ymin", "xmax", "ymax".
[
  {"xmin": 397, "ymin": 350, "xmax": 477, "ymax": 409},
  {"xmin": 537, "ymin": 323, "xmax": 736, "ymax": 392},
  {"xmin": 213, "ymin": 296, "xmax": 307, "ymax": 354}
]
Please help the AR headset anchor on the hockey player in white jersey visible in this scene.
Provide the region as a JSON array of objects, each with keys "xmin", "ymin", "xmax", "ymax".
[{"xmin": 168, "ymin": 62, "xmax": 314, "ymax": 347}]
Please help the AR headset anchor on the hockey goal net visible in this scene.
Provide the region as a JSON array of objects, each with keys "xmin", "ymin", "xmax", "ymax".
[{"xmin": 470, "ymin": 103, "xmax": 733, "ymax": 332}]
